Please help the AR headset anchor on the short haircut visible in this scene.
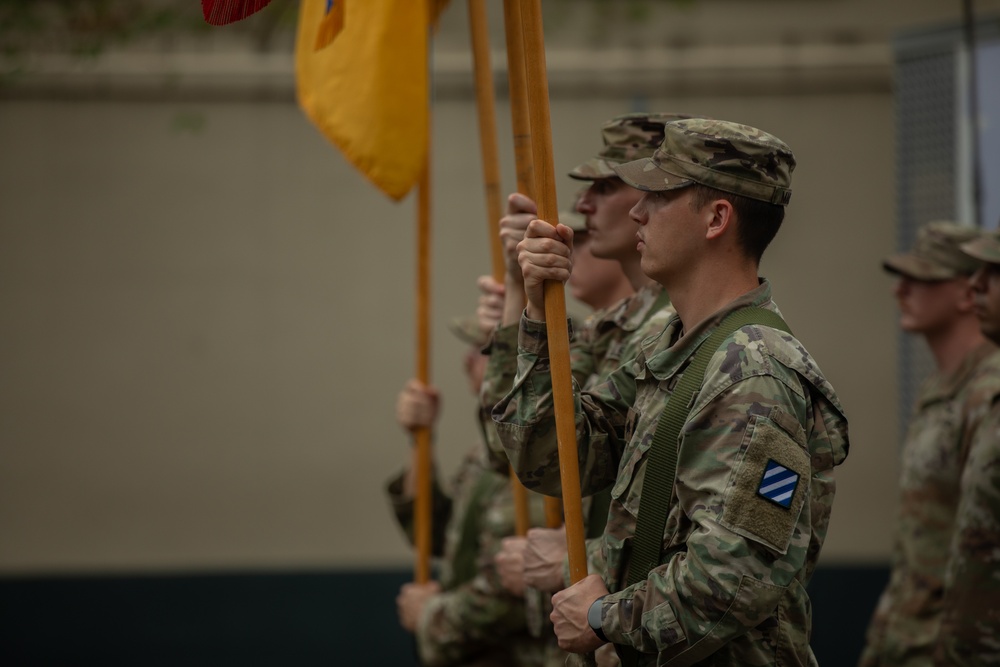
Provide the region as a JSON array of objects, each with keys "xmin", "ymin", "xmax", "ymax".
[{"xmin": 688, "ymin": 184, "xmax": 785, "ymax": 263}]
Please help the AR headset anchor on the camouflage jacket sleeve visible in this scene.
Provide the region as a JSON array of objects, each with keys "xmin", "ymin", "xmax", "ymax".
[
  {"xmin": 601, "ymin": 373, "xmax": 831, "ymax": 661},
  {"xmin": 586, "ymin": 536, "xmax": 608, "ymax": 579},
  {"xmin": 568, "ymin": 311, "xmax": 606, "ymax": 388},
  {"xmin": 386, "ymin": 469, "xmax": 452, "ymax": 557},
  {"xmin": 414, "ymin": 472, "xmax": 539, "ymax": 666},
  {"xmin": 484, "ymin": 314, "xmax": 613, "ymax": 481},
  {"xmin": 492, "ymin": 315, "xmax": 635, "ymax": 497},
  {"xmin": 934, "ymin": 402, "xmax": 1000, "ymax": 665},
  {"xmin": 481, "ymin": 319, "xmax": 591, "ymax": 416},
  {"xmin": 479, "ymin": 324, "xmax": 522, "ymax": 473}
]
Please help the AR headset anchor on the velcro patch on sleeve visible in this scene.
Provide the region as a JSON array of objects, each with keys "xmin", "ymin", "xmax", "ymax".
[{"xmin": 721, "ymin": 416, "xmax": 810, "ymax": 554}]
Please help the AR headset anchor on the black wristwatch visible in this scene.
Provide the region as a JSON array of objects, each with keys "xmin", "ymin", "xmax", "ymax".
[{"xmin": 588, "ymin": 595, "xmax": 608, "ymax": 643}]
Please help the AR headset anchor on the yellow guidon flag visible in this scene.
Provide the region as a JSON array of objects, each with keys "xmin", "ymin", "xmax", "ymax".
[{"xmin": 296, "ymin": 0, "xmax": 450, "ymax": 201}]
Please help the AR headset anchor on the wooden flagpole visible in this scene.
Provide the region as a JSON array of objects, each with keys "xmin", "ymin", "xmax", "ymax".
[
  {"xmin": 468, "ymin": 0, "xmax": 506, "ymax": 279},
  {"xmin": 467, "ymin": 0, "xmax": 534, "ymax": 538},
  {"xmin": 501, "ymin": 0, "xmax": 535, "ymax": 203},
  {"xmin": 413, "ymin": 157, "xmax": 433, "ymax": 584},
  {"xmin": 503, "ymin": 0, "xmax": 564, "ymax": 531},
  {"xmin": 413, "ymin": 0, "xmax": 435, "ymax": 584},
  {"xmin": 517, "ymin": 0, "xmax": 587, "ymax": 583}
]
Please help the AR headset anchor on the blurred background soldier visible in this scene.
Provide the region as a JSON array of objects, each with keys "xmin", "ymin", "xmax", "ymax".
[
  {"xmin": 931, "ymin": 229, "xmax": 1000, "ymax": 665},
  {"xmin": 388, "ymin": 312, "xmax": 548, "ymax": 666},
  {"xmin": 860, "ymin": 221, "xmax": 1000, "ymax": 666}
]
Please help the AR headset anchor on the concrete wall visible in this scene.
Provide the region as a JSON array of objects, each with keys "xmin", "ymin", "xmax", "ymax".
[{"xmin": 0, "ymin": 91, "xmax": 894, "ymax": 573}]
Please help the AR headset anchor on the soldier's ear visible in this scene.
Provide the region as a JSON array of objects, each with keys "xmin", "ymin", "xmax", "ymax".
[
  {"xmin": 704, "ymin": 198, "xmax": 735, "ymax": 241},
  {"xmin": 955, "ymin": 278, "xmax": 977, "ymax": 314}
]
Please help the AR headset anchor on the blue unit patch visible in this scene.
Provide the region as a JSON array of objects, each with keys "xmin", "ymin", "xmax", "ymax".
[{"xmin": 757, "ymin": 459, "xmax": 799, "ymax": 509}]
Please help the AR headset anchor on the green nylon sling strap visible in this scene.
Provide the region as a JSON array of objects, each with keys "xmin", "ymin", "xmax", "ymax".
[
  {"xmin": 616, "ymin": 307, "xmax": 791, "ymax": 667},
  {"xmin": 586, "ymin": 488, "xmax": 614, "ymax": 540},
  {"xmin": 449, "ymin": 469, "xmax": 501, "ymax": 589},
  {"xmin": 624, "ymin": 306, "xmax": 792, "ymax": 589}
]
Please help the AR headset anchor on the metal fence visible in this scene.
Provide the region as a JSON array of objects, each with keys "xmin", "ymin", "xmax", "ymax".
[{"xmin": 892, "ymin": 17, "xmax": 1000, "ymax": 437}]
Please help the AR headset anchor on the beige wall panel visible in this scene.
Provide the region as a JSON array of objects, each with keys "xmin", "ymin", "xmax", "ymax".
[{"xmin": 0, "ymin": 88, "xmax": 898, "ymax": 572}]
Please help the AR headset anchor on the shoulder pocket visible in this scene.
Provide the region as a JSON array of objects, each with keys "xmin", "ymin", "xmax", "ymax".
[{"xmin": 719, "ymin": 409, "xmax": 810, "ymax": 554}]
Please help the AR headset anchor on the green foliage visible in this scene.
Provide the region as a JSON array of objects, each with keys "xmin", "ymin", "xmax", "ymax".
[
  {"xmin": 1, "ymin": 1, "xmax": 198, "ymax": 57},
  {"xmin": 0, "ymin": 0, "xmax": 295, "ymax": 58},
  {"xmin": 0, "ymin": 0, "xmax": 697, "ymax": 60}
]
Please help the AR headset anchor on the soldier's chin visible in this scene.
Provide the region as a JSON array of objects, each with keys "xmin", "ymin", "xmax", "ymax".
[
  {"xmin": 980, "ymin": 320, "xmax": 1000, "ymax": 346},
  {"xmin": 897, "ymin": 315, "xmax": 922, "ymax": 333}
]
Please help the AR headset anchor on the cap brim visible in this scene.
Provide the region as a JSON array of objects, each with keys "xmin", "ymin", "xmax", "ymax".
[
  {"xmin": 448, "ymin": 316, "xmax": 487, "ymax": 347},
  {"xmin": 612, "ymin": 157, "xmax": 693, "ymax": 192},
  {"xmin": 960, "ymin": 237, "xmax": 1000, "ymax": 264},
  {"xmin": 559, "ymin": 210, "xmax": 587, "ymax": 233},
  {"xmin": 568, "ymin": 158, "xmax": 616, "ymax": 180},
  {"xmin": 881, "ymin": 254, "xmax": 956, "ymax": 281}
]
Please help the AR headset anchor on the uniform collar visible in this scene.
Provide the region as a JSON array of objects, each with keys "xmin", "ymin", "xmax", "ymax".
[
  {"xmin": 643, "ymin": 279, "xmax": 773, "ymax": 381},
  {"xmin": 593, "ymin": 283, "xmax": 669, "ymax": 334},
  {"xmin": 918, "ymin": 340, "xmax": 999, "ymax": 406}
]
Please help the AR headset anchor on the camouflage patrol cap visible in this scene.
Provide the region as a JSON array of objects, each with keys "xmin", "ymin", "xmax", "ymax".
[
  {"xmin": 448, "ymin": 315, "xmax": 489, "ymax": 347},
  {"xmin": 883, "ymin": 221, "xmax": 984, "ymax": 280},
  {"xmin": 612, "ymin": 118, "xmax": 795, "ymax": 205},
  {"xmin": 560, "ymin": 209, "xmax": 587, "ymax": 233},
  {"xmin": 568, "ymin": 112, "xmax": 692, "ymax": 181},
  {"xmin": 960, "ymin": 227, "xmax": 1000, "ymax": 266}
]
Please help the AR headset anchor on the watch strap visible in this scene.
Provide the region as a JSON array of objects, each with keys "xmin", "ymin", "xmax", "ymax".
[{"xmin": 588, "ymin": 595, "xmax": 608, "ymax": 643}]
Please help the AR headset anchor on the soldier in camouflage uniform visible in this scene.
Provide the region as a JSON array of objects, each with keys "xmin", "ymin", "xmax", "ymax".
[
  {"xmin": 483, "ymin": 113, "xmax": 684, "ymax": 650},
  {"xmin": 492, "ymin": 118, "xmax": 850, "ymax": 665},
  {"xmin": 859, "ymin": 221, "xmax": 1000, "ymax": 667},
  {"xmin": 931, "ymin": 230, "xmax": 1000, "ymax": 665},
  {"xmin": 483, "ymin": 114, "xmax": 687, "ymax": 667},
  {"xmin": 389, "ymin": 315, "xmax": 548, "ymax": 666},
  {"xmin": 490, "ymin": 210, "xmax": 635, "ymax": 667}
]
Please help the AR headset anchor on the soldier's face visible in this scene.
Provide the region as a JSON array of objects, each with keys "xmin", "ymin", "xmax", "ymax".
[
  {"xmin": 568, "ymin": 232, "xmax": 630, "ymax": 311},
  {"xmin": 576, "ymin": 178, "xmax": 643, "ymax": 262},
  {"xmin": 970, "ymin": 264, "xmax": 1000, "ymax": 344},
  {"xmin": 629, "ymin": 188, "xmax": 704, "ymax": 286},
  {"xmin": 892, "ymin": 275, "xmax": 973, "ymax": 335}
]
